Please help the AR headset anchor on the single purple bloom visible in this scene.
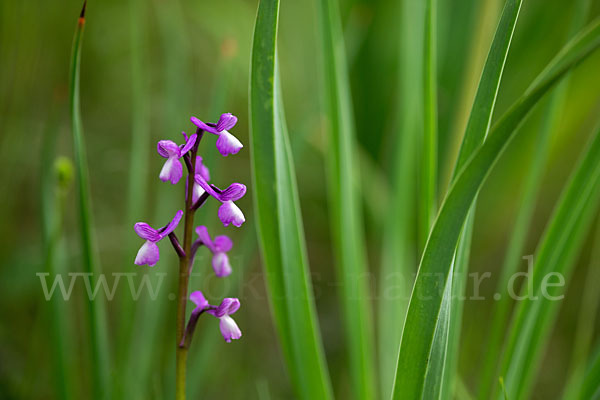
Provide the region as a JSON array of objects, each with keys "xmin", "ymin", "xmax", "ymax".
[
  {"xmin": 190, "ymin": 113, "xmax": 243, "ymax": 156},
  {"xmin": 157, "ymin": 132, "xmax": 197, "ymax": 184},
  {"xmin": 133, "ymin": 210, "xmax": 183, "ymax": 266},
  {"xmin": 191, "ymin": 156, "xmax": 211, "ymax": 204},
  {"xmin": 196, "ymin": 226, "xmax": 233, "ymax": 277},
  {"xmin": 194, "ymin": 174, "xmax": 246, "ymax": 227},
  {"xmin": 206, "ymin": 297, "xmax": 242, "ymax": 343}
]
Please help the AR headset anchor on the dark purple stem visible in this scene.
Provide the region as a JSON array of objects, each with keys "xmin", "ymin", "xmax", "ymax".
[
  {"xmin": 191, "ymin": 191, "xmax": 211, "ymax": 211},
  {"xmin": 168, "ymin": 232, "xmax": 185, "ymax": 258},
  {"xmin": 183, "ymin": 154, "xmax": 193, "ymax": 174},
  {"xmin": 178, "ymin": 305, "xmax": 216, "ymax": 349}
]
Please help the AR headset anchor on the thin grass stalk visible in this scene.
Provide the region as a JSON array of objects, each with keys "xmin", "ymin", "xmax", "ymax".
[
  {"xmin": 575, "ymin": 343, "xmax": 600, "ymax": 400},
  {"xmin": 315, "ymin": 0, "xmax": 376, "ymax": 397},
  {"xmin": 478, "ymin": 2, "xmax": 592, "ymax": 397},
  {"xmin": 41, "ymin": 110, "xmax": 74, "ymax": 400},
  {"xmin": 499, "ymin": 123, "xmax": 600, "ymax": 399},
  {"xmin": 562, "ymin": 212, "xmax": 600, "ymax": 400},
  {"xmin": 378, "ymin": 1, "xmax": 423, "ymax": 397},
  {"xmin": 419, "ymin": 0, "xmax": 438, "ymax": 251},
  {"xmin": 69, "ymin": 3, "xmax": 112, "ymax": 398}
]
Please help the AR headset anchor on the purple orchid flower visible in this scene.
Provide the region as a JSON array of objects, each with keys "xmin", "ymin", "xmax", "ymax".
[
  {"xmin": 157, "ymin": 132, "xmax": 197, "ymax": 184},
  {"xmin": 194, "ymin": 174, "xmax": 246, "ymax": 227},
  {"xmin": 207, "ymin": 297, "xmax": 242, "ymax": 342},
  {"xmin": 196, "ymin": 226, "xmax": 232, "ymax": 277},
  {"xmin": 186, "ymin": 291, "xmax": 242, "ymax": 343},
  {"xmin": 134, "ymin": 210, "xmax": 183, "ymax": 266},
  {"xmin": 191, "ymin": 156, "xmax": 211, "ymax": 204},
  {"xmin": 191, "ymin": 113, "xmax": 243, "ymax": 157}
]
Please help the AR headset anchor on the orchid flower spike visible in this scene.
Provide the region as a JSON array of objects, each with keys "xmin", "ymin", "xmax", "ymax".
[
  {"xmin": 207, "ymin": 297, "xmax": 242, "ymax": 343},
  {"xmin": 157, "ymin": 132, "xmax": 197, "ymax": 184},
  {"xmin": 191, "ymin": 113, "xmax": 243, "ymax": 156},
  {"xmin": 134, "ymin": 210, "xmax": 183, "ymax": 266},
  {"xmin": 191, "ymin": 156, "xmax": 211, "ymax": 204},
  {"xmin": 194, "ymin": 174, "xmax": 246, "ymax": 227},
  {"xmin": 196, "ymin": 226, "xmax": 233, "ymax": 277}
]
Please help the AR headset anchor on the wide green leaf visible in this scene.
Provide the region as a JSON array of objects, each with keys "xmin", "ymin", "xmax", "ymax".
[
  {"xmin": 391, "ymin": 17, "xmax": 600, "ymax": 399},
  {"xmin": 249, "ymin": 0, "xmax": 333, "ymax": 398},
  {"xmin": 315, "ymin": 0, "xmax": 376, "ymax": 398}
]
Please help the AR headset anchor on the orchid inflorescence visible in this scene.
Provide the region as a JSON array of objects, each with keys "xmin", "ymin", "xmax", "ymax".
[{"xmin": 133, "ymin": 113, "xmax": 245, "ymax": 345}]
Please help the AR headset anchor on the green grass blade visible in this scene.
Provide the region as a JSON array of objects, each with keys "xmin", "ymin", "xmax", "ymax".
[
  {"xmin": 562, "ymin": 217, "xmax": 600, "ymax": 400},
  {"xmin": 477, "ymin": 0, "xmax": 591, "ymax": 396},
  {"xmin": 315, "ymin": 0, "xmax": 376, "ymax": 398},
  {"xmin": 41, "ymin": 110, "xmax": 75, "ymax": 400},
  {"xmin": 499, "ymin": 124, "xmax": 600, "ymax": 399},
  {"xmin": 69, "ymin": 3, "xmax": 112, "ymax": 398},
  {"xmin": 575, "ymin": 344, "xmax": 600, "ymax": 400},
  {"xmin": 249, "ymin": 1, "xmax": 333, "ymax": 398},
  {"xmin": 378, "ymin": 1, "xmax": 424, "ymax": 397},
  {"xmin": 418, "ymin": 0, "xmax": 438, "ymax": 251},
  {"xmin": 442, "ymin": 0, "xmax": 523, "ymax": 395},
  {"xmin": 390, "ymin": 18, "xmax": 600, "ymax": 399}
]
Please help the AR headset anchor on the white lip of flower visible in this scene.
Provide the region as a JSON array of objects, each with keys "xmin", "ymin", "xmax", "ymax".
[
  {"xmin": 193, "ymin": 183, "xmax": 205, "ymax": 201},
  {"xmin": 219, "ymin": 315, "xmax": 242, "ymax": 342}
]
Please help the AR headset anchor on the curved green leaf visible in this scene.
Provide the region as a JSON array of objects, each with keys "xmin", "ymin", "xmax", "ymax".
[
  {"xmin": 391, "ymin": 17, "xmax": 600, "ymax": 399},
  {"xmin": 443, "ymin": 0, "xmax": 523, "ymax": 396},
  {"xmin": 249, "ymin": 0, "xmax": 333, "ymax": 398}
]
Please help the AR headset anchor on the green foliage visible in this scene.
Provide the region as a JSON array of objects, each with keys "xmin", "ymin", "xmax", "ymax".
[{"xmin": 249, "ymin": 0, "xmax": 333, "ymax": 398}]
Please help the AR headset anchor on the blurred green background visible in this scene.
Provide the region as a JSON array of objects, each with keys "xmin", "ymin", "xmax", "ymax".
[{"xmin": 1, "ymin": 0, "xmax": 600, "ymax": 398}]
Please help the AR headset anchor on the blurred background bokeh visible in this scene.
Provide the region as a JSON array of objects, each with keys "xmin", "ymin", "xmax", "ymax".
[{"xmin": 1, "ymin": 0, "xmax": 600, "ymax": 398}]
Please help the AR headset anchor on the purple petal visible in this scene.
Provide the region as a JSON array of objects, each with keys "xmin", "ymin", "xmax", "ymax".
[
  {"xmin": 190, "ymin": 116, "xmax": 218, "ymax": 134},
  {"xmin": 195, "ymin": 225, "xmax": 215, "ymax": 252},
  {"xmin": 157, "ymin": 140, "xmax": 181, "ymax": 158},
  {"xmin": 213, "ymin": 235, "xmax": 233, "ymax": 252},
  {"xmin": 180, "ymin": 133, "xmax": 197, "ymax": 155},
  {"xmin": 195, "ymin": 156, "xmax": 210, "ymax": 182},
  {"xmin": 212, "ymin": 252, "xmax": 232, "ymax": 277},
  {"xmin": 159, "ymin": 157, "xmax": 183, "ymax": 184},
  {"xmin": 134, "ymin": 241, "xmax": 160, "ymax": 266},
  {"xmin": 216, "ymin": 113, "xmax": 238, "ymax": 132},
  {"xmin": 159, "ymin": 210, "xmax": 184, "ymax": 239},
  {"xmin": 218, "ymin": 315, "xmax": 242, "ymax": 343},
  {"xmin": 219, "ymin": 183, "xmax": 246, "ymax": 201},
  {"xmin": 215, "ymin": 131, "xmax": 243, "ymax": 156},
  {"xmin": 218, "ymin": 201, "xmax": 245, "ymax": 227},
  {"xmin": 134, "ymin": 223, "xmax": 161, "ymax": 242},
  {"xmin": 194, "ymin": 174, "xmax": 221, "ymax": 199},
  {"xmin": 209, "ymin": 297, "xmax": 240, "ymax": 317},
  {"xmin": 189, "ymin": 291, "xmax": 209, "ymax": 311}
]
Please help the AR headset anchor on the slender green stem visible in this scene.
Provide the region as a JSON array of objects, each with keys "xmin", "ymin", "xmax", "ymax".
[
  {"xmin": 175, "ymin": 146, "xmax": 198, "ymax": 400},
  {"xmin": 419, "ymin": 0, "xmax": 438, "ymax": 251}
]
